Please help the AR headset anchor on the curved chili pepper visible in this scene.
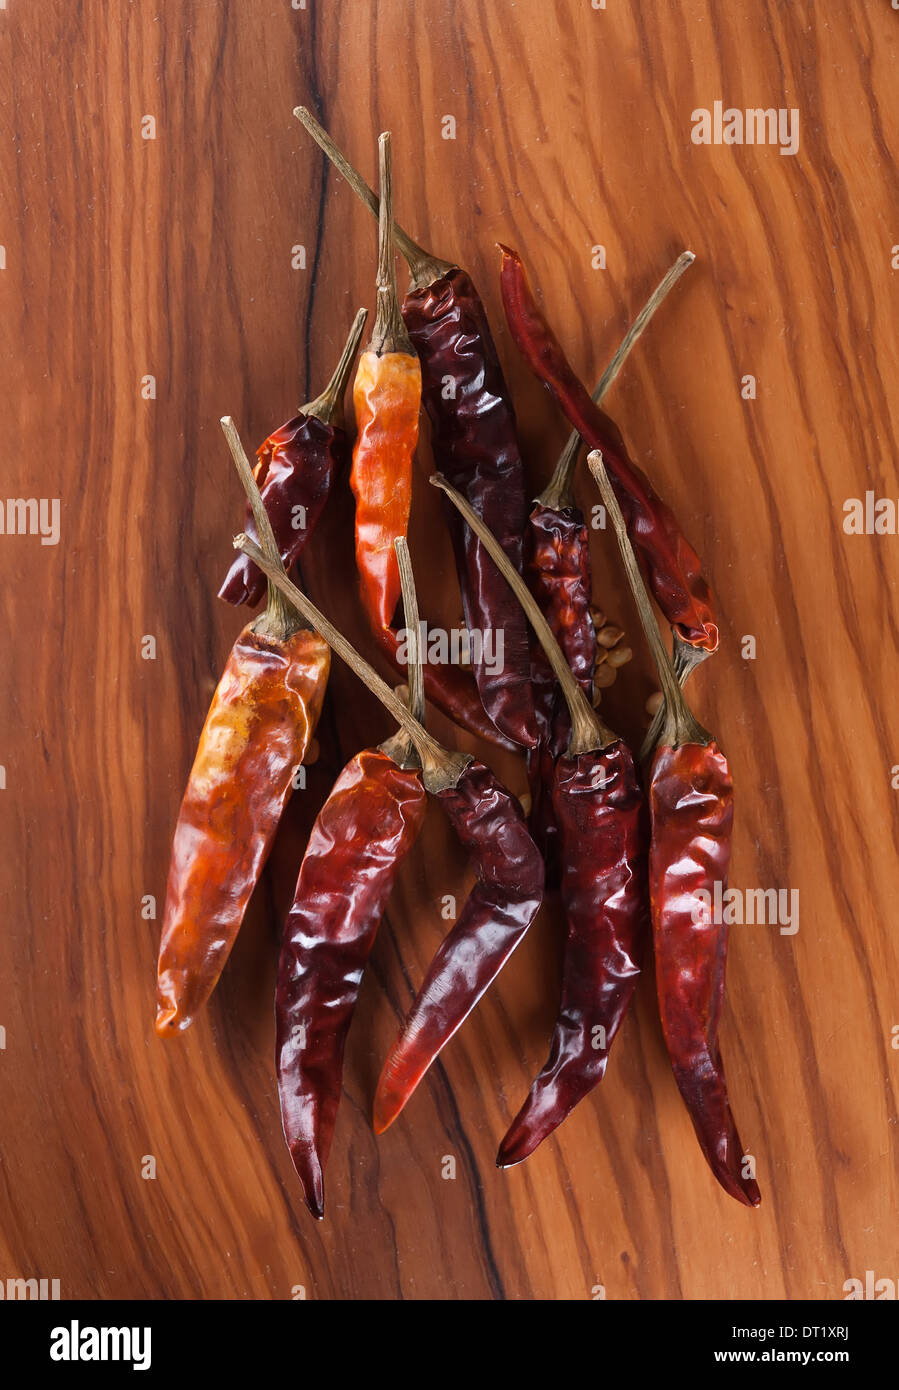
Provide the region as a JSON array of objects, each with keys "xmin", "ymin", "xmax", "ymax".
[
  {"xmin": 219, "ymin": 309, "xmax": 366, "ymax": 607},
  {"xmin": 373, "ymin": 758, "xmax": 545, "ymax": 1133},
  {"xmin": 499, "ymin": 243, "xmax": 718, "ymax": 654},
  {"xmin": 157, "ymin": 417, "xmax": 331, "ymax": 1035},
  {"xmin": 277, "ymin": 743, "xmax": 426, "ymax": 1218},
  {"xmin": 524, "ymin": 253, "xmax": 696, "ymax": 871},
  {"xmin": 293, "ymin": 108, "xmax": 537, "ymax": 751},
  {"xmin": 402, "ymin": 269, "xmax": 538, "ymax": 749},
  {"xmin": 591, "ymin": 451, "xmax": 760, "ymax": 1207},
  {"xmin": 433, "ymin": 474, "xmax": 648, "ymax": 1161},
  {"xmin": 499, "ymin": 746, "xmax": 646, "ymax": 1166},
  {"xmin": 233, "ymin": 527, "xmax": 544, "ymax": 1141},
  {"xmin": 648, "ymin": 742, "xmax": 758, "ymax": 1206}
]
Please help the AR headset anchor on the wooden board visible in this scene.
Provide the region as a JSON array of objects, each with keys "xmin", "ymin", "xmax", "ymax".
[{"xmin": 1, "ymin": 0, "xmax": 897, "ymax": 1301}]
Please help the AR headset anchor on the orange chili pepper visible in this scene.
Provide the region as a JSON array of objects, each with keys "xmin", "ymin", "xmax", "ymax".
[
  {"xmin": 155, "ymin": 419, "xmax": 330, "ymax": 1036},
  {"xmin": 351, "ymin": 347, "xmax": 421, "ymax": 633},
  {"xmin": 350, "ymin": 133, "xmax": 421, "ymax": 642}
]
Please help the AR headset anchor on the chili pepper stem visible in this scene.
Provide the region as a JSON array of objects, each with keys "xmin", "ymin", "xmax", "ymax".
[
  {"xmin": 301, "ymin": 307, "xmax": 368, "ymax": 427},
  {"xmin": 370, "ymin": 133, "xmax": 413, "ymax": 356},
  {"xmin": 233, "ymin": 532, "xmax": 471, "ymax": 793},
  {"xmin": 430, "ymin": 472, "xmax": 617, "ymax": 755},
  {"xmin": 537, "ymin": 251, "xmax": 695, "ymax": 510},
  {"xmin": 380, "ymin": 537, "xmax": 426, "ymax": 768},
  {"xmin": 220, "ymin": 416, "xmax": 301, "ymax": 642},
  {"xmin": 640, "ymin": 633, "xmax": 712, "ymax": 761},
  {"xmin": 588, "ymin": 451, "xmax": 710, "ymax": 752},
  {"xmin": 294, "ymin": 106, "xmax": 453, "ymax": 291}
]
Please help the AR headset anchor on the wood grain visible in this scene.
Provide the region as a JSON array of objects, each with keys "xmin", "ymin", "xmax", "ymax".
[{"xmin": 1, "ymin": 0, "xmax": 897, "ymax": 1300}]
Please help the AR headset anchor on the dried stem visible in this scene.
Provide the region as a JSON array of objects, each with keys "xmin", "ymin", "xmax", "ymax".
[
  {"xmin": 302, "ymin": 307, "xmax": 367, "ymax": 427},
  {"xmin": 380, "ymin": 537, "xmax": 425, "ymax": 768},
  {"xmin": 639, "ymin": 632, "xmax": 710, "ymax": 761},
  {"xmin": 370, "ymin": 134, "xmax": 413, "ymax": 355},
  {"xmin": 393, "ymin": 538, "xmax": 425, "ymax": 726},
  {"xmin": 588, "ymin": 451, "xmax": 710, "ymax": 753},
  {"xmin": 220, "ymin": 416, "xmax": 299, "ymax": 641},
  {"xmin": 293, "ymin": 106, "xmax": 453, "ymax": 291},
  {"xmin": 233, "ymin": 534, "xmax": 471, "ymax": 793},
  {"xmin": 430, "ymin": 472, "xmax": 617, "ymax": 756},
  {"xmin": 538, "ymin": 251, "xmax": 695, "ymax": 510}
]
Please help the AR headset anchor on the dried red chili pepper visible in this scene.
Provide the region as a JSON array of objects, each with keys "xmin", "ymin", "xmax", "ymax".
[
  {"xmin": 219, "ymin": 309, "xmax": 366, "ymax": 607},
  {"xmin": 156, "ymin": 419, "xmax": 330, "ymax": 1035},
  {"xmin": 431, "ymin": 475, "xmax": 647, "ymax": 1164},
  {"xmin": 526, "ymin": 253, "xmax": 695, "ymax": 875},
  {"xmin": 276, "ymin": 539, "xmax": 427, "ymax": 1219},
  {"xmin": 295, "ymin": 108, "xmax": 537, "ymax": 751},
  {"xmin": 498, "ymin": 243, "xmax": 718, "ymax": 664},
  {"xmin": 233, "ymin": 531, "xmax": 545, "ymax": 1137},
  {"xmin": 591, "ymin": 451, "xmax": 760, "ymax": 1208},
  {"xmin": 350, "ymin": 133, "xmax": 421, "ymax": 637}
]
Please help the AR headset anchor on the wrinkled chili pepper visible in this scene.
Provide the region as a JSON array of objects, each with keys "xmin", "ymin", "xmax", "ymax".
[
  {"xmin": 277, "ymin": 539, "xmax": 427, "ymax": 1219},
  {"xmin": 351, "ymin": 134, "xmax": 421, "ymax": 637},
  {"xmin": 432, "ymin": 474, "xmax": 647, "ymax": 1164},
  {"xmin": 499, "ymin": 243, "xmax": 718, "ymax": 661},
  {"xmin": 525, "ymin": 253, "xmax": 696, "ymax": 874},
  {"xmin": 295, "ymin": 107, "xmax": 537, "ymax": 751},
  {"xmin": 156, "ymin": 419, "xmax": 330, "ymax": 1035},
  {"xmin": 233, "ymin": 529, "xmax": 545, "ymax": 1139},
  {"xmin": 591, "ymin": 451, "xmax": 760, "ymax": 1208},
  {"xmin": 219, "ymin": 309, "xmax": 366, "ymax": 607}
]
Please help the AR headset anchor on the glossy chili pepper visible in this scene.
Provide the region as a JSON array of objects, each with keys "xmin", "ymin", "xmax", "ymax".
[
  {"xmin": 499, "ymin": 747, "xmax": 646, "ymax": 1165},
  {"xmin": 276, "ymin": 534, "xmax": 429, "ymax": 1220},
  {"xmin": 524, "ymin": 253, "xmax": 696, "ymax": 872},
  {"xmin": 277, "ymin": 741, "xmax": 426, "ymax": 1218},
  {"xmin": 156, "ymin": 421, "xmax": 330, "ymax": 1035},
  {"xmin": 402, "ymin": 267, "xmax": 538, "ymax": 749},
  {"xmin": 351, "ymin": 134, "xmax": 422, "ymax": 638},
  {"xmin": 233, "ymin": 530, "xmax": 545, "ymax": 1139},
  {"xmin": 294, "ymin": 108, "xmax": 537, "ymax": 751},
  {"xmin": 219, "ymin": 309, "xmax": 366, "ymax": 607},
  {"xmin": 373, "ymin": 759, "xmax": 545, "ymax": 1133},
  {"xmin": 591, "ymin": 451, "xmax": 760, "ymax": 1208},
  {"xmin": 499, "ymin": 244, "xmax": 718, "ymax": 657},
  {"xmin": 432, "ymin": 475, "xmax": 647, "ymax": 1162}
]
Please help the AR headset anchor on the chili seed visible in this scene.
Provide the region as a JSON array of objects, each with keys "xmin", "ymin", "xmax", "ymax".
[
  {"xmin": 597, "ymin": 624, "xmax": 625, "ymax": 648},
  {"xmin": 645, "ymin": 691, "xmax": 663, "ymax": 717},
  {"xmin": 606, "ymin": 645, "xmax": 633, "ymax": 669}
]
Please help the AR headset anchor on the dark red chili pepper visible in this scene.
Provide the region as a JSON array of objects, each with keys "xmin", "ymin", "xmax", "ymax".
[
  {"xmin": 432, "ymin": 475, "xmax": 647, "ymax": 1163},
  {"xmin": 524, "ymin": 253, "xmax": 697, "ymax": 873},
  {"xmin": 277, "ymin": 743, "xmax": 426, "ymax": 1218},
  {"xmin": 156, "ymin": 420, "xmax": 330, "ymax": 1035},
  {"xmin": 234, "ymin": 528, "xmax": 544, "ymax": 1142},
  {"xmin": 294, "ymin": 108, "xmax": 537, "ymax": 751},
  {"xmin": 591, "ymin": 451, "xmax": 760, "ymax": 1208},
  {"xmin": 499, "ymin": 243, "xmax": 718, "ymax": 658},
  {"xmin": 276, "ymin": 533, "xmax": 431, "ymax": 1221},
  {"xmin": 373, "ymin": 758, "xmax": 545, "ymax": 1133},
  {"xmin": 219, "ymin": 309, "xmax": 366, "ymax": 607}
]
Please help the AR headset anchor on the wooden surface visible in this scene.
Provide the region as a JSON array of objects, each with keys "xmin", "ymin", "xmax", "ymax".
[{"xmin": 1, "ymin": 0, "xmax": 897, "ymax": 1301}]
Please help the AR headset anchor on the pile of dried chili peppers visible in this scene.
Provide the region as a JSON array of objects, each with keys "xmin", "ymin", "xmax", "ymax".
[{"xmin": 155, "ymin": 115, "xmax": 762, "ymax": 1218}]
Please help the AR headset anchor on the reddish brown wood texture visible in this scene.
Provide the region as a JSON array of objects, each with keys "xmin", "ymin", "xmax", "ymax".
[{"xmin": 1, "ymin": 0, "xmax": 898, "ymax": 1300}]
